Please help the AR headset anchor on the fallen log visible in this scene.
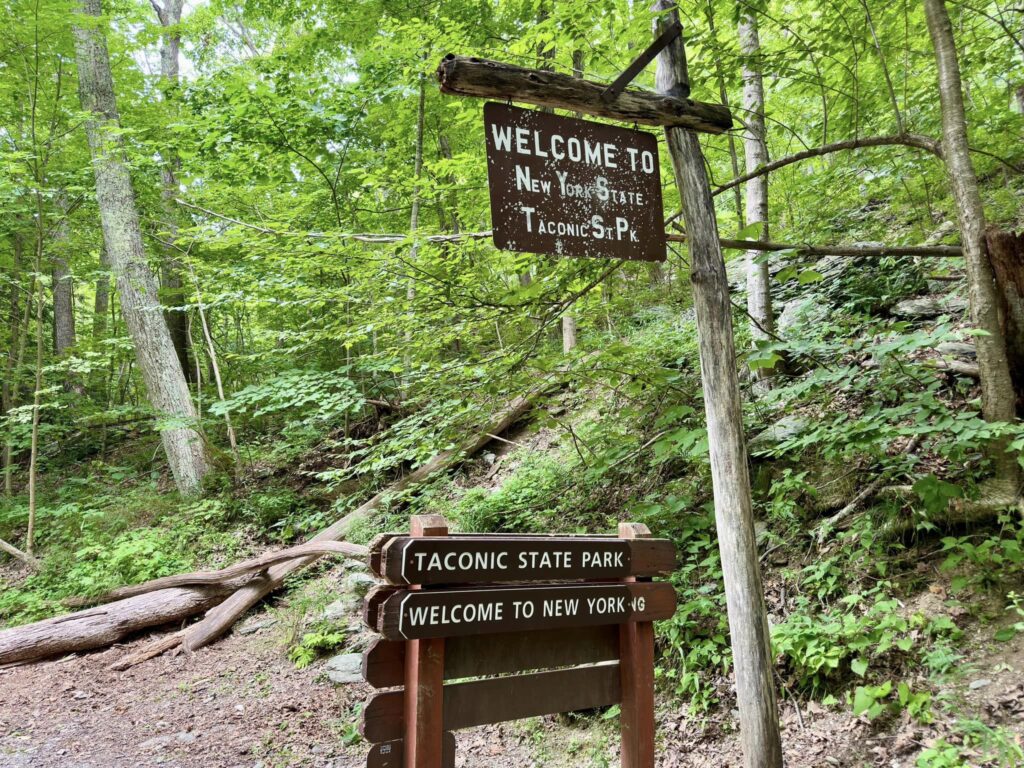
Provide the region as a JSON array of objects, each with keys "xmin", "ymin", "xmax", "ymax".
[
  {"xmin": 0, "ymin": 581, "xmax": 248, "ymax": 666},
  {"xmin": 64, "ymin": 540, "xmax": 369, "ymax": 608},
  {"xmin": 0, "ymin": 381, "xmax": 556, "ymax": 668},
  {"xmin": 0, "ymin": 537, "xmax": 38, "ymax": 568},
  {"xmin": 179, "ymin": 383, "xmax": 554, "ymax": 654}
]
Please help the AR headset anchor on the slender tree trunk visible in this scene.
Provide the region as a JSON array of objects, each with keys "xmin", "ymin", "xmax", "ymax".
[
  {"xmin": 189, "ymin": 264, "xmax": 241, "ymax": 474},
  {"xmin": 151, "ymin": 0, "xmax": 192, "ymax": 382},
  {"xmin": 51, "ymin": 200, "xmax": 75, "ymax": 359},
  {"xmin": 2, "ymin": 234, "xmax": 25, "ymax": 496},
  {"xmin": 739, "ymin": 8, "xmax": 776, "ymax": 389},
  {"xmin": 706, "ymin": 1, "xmax": 744, "ymax": 229},
  {"xmin": 925, "ymin": 0, "xmax": 1021, "ymax": 490},
  {"xmin": 93, "ymin": 244, "xmax": 110, "ymax": 340},
  {"xmin": 404, "ymin": 73, "xmax": 426, "ymax": 378},
  {"xmin": 561, "ymin": 48, "xmax": 583, "ymax": 355},
  {"xmin": 655, "ymin": 3, "xmax": 783, "ymax": 766},
  {"xmin": 73, "ymin": 0, "xmax": 208, "ymax": 496},
  {"xmin": 26, "ymin": 195, "xmax": 45, "ymax": 558}
]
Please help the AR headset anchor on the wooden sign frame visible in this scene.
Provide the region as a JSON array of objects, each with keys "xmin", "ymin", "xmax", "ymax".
[{"xmin": 359, "ymin": 515, "xmax": 676, "ymax": 768}]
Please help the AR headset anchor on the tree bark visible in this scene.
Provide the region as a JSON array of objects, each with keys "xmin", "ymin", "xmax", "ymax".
[
  {"xmin": 984, "ymin": 228, "xmax": 1024, "ymax": 404},
  {"xmin": 73, "ymin": 0, "xmax": 208, "ymax": 496},
  {"xmin": 2, "ymin": 234, "xmax": 26, "ymax": 496},
  {"xmin": 739, "ymin": 8, "xmax": 776, "ymax": 389},
  {"xmin": 151, "ymin": 0, "xmax": 193, "ymax": 383},
  {"xmin": 92, "ymin": 244, "xmax": 110, "ymax": 340},
  {"xmin": 654, "ymin": 3, "xmax": 783, "ymax": 766},
  {"xmin": 925, "ymin": 0, "xmax": 1021, "ymax": 490},
  {"xmin": 561, "ymin": 48, "xmax": 583, "ymax": 355},
  {"xmin": 51, "ymin": 200, "xmax": 75, "ymax": 360}
]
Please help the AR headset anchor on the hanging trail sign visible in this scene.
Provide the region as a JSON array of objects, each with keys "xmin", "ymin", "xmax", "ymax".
[{"xmin": 484, "ymin": 102, "xmax": 666, "ymax": 262}]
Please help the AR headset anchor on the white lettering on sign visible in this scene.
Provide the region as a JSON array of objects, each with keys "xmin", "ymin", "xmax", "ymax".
[
  {"xmin": 489, "ymin": 122, "xmax": 654, "ymax": 174},
  {"xmin": 484, "ymin": 103, "xmax": 665, "ymax": 261}
]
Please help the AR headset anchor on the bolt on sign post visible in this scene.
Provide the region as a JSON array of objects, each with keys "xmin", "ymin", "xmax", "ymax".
[{"xmin": 360, "ymin": 516, "xmax": 677, "ymax": 768}]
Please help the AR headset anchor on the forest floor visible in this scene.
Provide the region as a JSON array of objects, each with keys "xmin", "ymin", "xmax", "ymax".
[{"xmin": 2, "ymin": 566, "xmax": 1022, "ymax": 768}]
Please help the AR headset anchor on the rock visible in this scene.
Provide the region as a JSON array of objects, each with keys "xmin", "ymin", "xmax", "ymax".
[
  {"xmin": 777, "ymin": 296, "xmax": 828, "ymax": 334},
  {"xmin": 345, "ymin": 572, "xmax": 377, "ymax": 599},
  {"xmin": 139, "ymin": 736, "xmax": 173, "ymax": 751},
  {"xmin": 969, "ymin": 678, "xmax": 992, "ymax": 690},
  {"xmin": 749, "ymin": 414, "xmax": 808, "ymax": 451},
  {"xmin": 892, "ymin": 294, "xmax": 968, "ymax": 318},
  {"xmin": 176, "ymin": 732, "xmax": 198, "ymax": 744},
  {"xmin": 237, "ymin": 617, "xmax": 276, "ymax": 636},
  {"xmin": 925, "ymin": 220, "xmax": 957, "ymax": 245},
  {"xmin": 936, "ymin": 341, "xmax": 976, "ymax": 359},
  {"xmin": 325, "ymin": 653, "xmax": 363, "ymax": 685},
  {"xmin": 318, "ymin": 600, "xmax": 348, "ymax": 622}
]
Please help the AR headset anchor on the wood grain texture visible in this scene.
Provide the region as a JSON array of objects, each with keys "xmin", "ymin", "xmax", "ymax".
[
  {"xmin": 436, "ymin": 55, "xmax": 731, "ymax": 133},
  {"xmin": 362, "ymin": 663, "xmax": 622, "ymax": 743},
  {"xmin": 362, "ymin": 625, "xmax": 620, "ymax": 689},
  {"xmin": 654, "ymin": 3, "xmax": 783, "ymax": 767}
]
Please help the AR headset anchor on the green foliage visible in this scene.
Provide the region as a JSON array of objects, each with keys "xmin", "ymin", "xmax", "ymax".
[
  {"xmin": 288, "ymin": 626, "xmax": 346, "ymax": 669},
  {"xmin": 772, "ymin": 592, "xmax": 960, "ymax": 693},
  {"xmin": 938, "ymin": 518, "xmax": 1024, "ymax": 593}
]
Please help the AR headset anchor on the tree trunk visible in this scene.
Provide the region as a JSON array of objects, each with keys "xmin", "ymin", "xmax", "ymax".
[
  {"xmin": 73, "ymin": 0, "xmax": 208, "ymax": 496},
  {"xmin": 654, "ymin": 3, "xmax": 783, "ymax": 766},
  {"xmin": 561, "ymin": 47, "xmax": 583, "ymax": 355},
  {"xmin": 984, "ymin": 228, "xmax": 1024, "ymax": 405},
  {"xmin": 92, "ymin": 244, "xmax": 110, "ymax": 340},
  {"xmin": 2, "ymin": 234, "xmax": 25, "ymax": 496},
  {"xmin": 51, "ymin": 203, "xmax": 76, "ymax": 359},
  {"xmin": 925, "ymin": 0, "xmax": 1021, "ymax": 490},
  {"xmin": 705, "ymin": 1, "xmax": 744, "ymax": 229},
  {"xmin": 739, "ymin": 8, "xmax": 776, "ymax": 389},
  {"xmin": 151, "ymin": 0, "xmax": 193, "ymax": 383}
]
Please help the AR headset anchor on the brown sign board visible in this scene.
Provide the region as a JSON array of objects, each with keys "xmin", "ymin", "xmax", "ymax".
[
  {"xmin": 484, "ymin": 102, "xmax": 666, "ymax": 261},
  {"xmin": 362, "ymin": 664, "xmax": 622, "ymax": 744},
  {"xmin": 363, "ymin": 625, "xmax": 620, "ymax": 689},
  {"xmin": 375, "ymin": 582, "xmax": 675, "ymax": 641},
  {"xmin": 376, "ymin": 535, "xmax": 675, "ymax": 585}
]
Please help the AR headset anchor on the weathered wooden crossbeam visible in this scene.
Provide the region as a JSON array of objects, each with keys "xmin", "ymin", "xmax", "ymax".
[
  {"xmin": 362, "ymin": 663, "xmax": 623, "ymax": 743},
  {"xmin": 437, "ymin": 55, "xmax": 732, "ymax": 134}
]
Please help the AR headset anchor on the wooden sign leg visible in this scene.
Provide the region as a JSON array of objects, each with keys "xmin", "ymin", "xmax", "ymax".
[
  {"xmin": 618, "ymin": 523, "xmax": 655, "ymax": 768},
  {"xmin": 405, "ymin": 515, "xmax": 448, "ymax": 768}
]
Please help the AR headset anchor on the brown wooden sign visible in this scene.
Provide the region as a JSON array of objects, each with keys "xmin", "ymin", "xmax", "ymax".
[
  {"xmin": 360, "ymin": 517, "xmax": 676, "ymax": 768},
  {"xmin": 484, "ymin": 102, "xmax": 666, "ymax": 262},
  {"xmin": 376, "ymin": 535, "xmax": 675, "ymax": 585},
  {"xmin": 375, "ymin": 582, "xmax": 675, "ymax": 641}
]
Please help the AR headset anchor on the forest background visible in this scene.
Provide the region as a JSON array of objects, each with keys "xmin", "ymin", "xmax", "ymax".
[{"xmin": 2, "ymin": 0, "xmax": 1024, "ymax": 765}]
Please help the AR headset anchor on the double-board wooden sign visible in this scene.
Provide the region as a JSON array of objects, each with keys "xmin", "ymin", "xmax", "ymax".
[
  {"xmin": 484, "ymin": 102, "xmax": 666, "ymax": 262},
  {"xmin": 359, "ymin": 516, "xmax": 678, "ymax": 768}
]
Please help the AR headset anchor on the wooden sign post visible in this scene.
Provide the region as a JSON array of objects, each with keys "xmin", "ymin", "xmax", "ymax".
[
  {"xmin": 433, "ymin": 4, "xmax": 785, "ymax": 765},
  {"xmin": 360, "ymin": 515, "xmax": 677, "ymax": 768}
]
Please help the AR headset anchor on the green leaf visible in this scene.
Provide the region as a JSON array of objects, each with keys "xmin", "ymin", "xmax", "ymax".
[{"xmin": 850, "ymin": 658, "xmax": 868, "ymax": 677}]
